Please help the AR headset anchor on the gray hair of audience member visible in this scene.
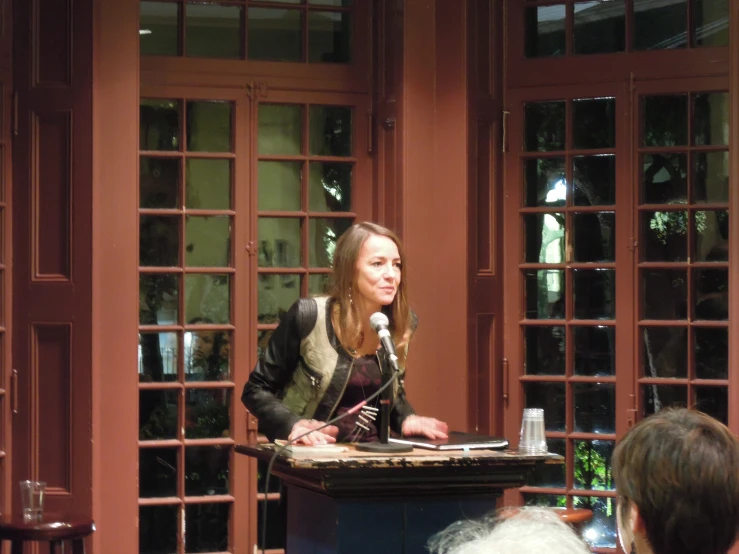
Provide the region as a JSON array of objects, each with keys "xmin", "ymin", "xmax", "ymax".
[{"xmin": 427, "ymin": 507, "xmax": 592, "ymax": 554}]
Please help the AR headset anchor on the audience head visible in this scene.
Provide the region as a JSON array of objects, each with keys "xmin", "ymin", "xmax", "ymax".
[
  {"xmin": 612, "ymin": 408, "xmax": 739, "ymax": 554},
  {"xmin": 427, "ymin": 506, "xmax": 592, "ymax": 554}
]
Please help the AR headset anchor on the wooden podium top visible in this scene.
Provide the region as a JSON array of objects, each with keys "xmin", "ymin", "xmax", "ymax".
[{"xmin": 236, "ymin": 443, "xmax": 561, "ymax": 498}]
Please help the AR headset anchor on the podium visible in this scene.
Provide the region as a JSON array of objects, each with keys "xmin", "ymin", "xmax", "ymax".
[{"xmin": 236, "ymin": 444, "xmax": 560, "ymax": 554}]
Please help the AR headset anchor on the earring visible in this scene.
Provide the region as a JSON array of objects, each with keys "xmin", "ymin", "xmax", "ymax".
[
  {"xmin": 631, "ymin": 541, "xmax": 636, "ymax": 554},
  {"xmin": 348, "ymin": 286, "xmax": 353, "ymax": 306}
]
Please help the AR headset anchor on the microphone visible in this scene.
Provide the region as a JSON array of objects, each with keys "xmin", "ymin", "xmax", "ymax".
[{"xmin": 369, "ymin": 312, "xmax": 400, "ymax": 372}]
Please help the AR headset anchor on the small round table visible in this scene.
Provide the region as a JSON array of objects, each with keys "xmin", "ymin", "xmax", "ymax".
[{"xmin": 0, "ymin": 514, "xmax": 95, "ymax": 554}]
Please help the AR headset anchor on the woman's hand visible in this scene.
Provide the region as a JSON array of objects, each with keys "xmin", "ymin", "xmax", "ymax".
[
  {"xmin": 401, "ymin": 415, "xmax": 449, "ymax": 440},
  {"xmin": 288, "ymin": 419, "xmax": 340, "ymax": 445}
]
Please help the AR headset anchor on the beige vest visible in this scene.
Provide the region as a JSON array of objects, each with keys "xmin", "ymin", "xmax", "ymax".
[{"xmin": 280, "ymin": 296, "xmax": 404, "ymax": 420}]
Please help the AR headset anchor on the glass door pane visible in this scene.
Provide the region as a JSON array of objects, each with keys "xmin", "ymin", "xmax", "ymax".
[
  {"xmin": 637, "ymin": 89, "xmax": 729, "ymax": 424},
  {"xmin": 255, "ymin": 94, "xmax": 360, "ymax": 551},
  {"xmin": 139, "ymin": 94, "xmax": 238, "ymax": 554},
  {"xmin": 512, "ymin": 91, "xmax": 621, "ymax": 550}
]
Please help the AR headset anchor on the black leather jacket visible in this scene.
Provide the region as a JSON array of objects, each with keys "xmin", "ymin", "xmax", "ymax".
[{"xmin": 241, "ymin": 298, "xmax": 416, "ymax": 441}]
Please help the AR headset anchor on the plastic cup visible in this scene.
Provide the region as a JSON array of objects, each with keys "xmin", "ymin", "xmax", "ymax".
[{"xmin": 518, "ymin": 408, "xmax": 548, "ymax": 454}]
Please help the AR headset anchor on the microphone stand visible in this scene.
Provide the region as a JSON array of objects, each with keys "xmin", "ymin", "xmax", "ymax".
[{"xmin": 355, "ymin": 348, "xmax": 413, "ymax": 454}]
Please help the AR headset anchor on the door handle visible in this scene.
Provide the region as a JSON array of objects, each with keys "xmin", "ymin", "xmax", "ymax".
[{"xmin": 11, "ymin": 368, "xmax": 18, "ymax": 414}]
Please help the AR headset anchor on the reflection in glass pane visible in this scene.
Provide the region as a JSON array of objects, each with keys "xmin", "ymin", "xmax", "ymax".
[
  {"xmin": 642, "ymin": 327, "xmax": 687, "ymax": 378},
  {"xmin": 186, "ymin": 101, "xmax": 232, "ymax": 152},
  {"xmin": 258, "ymin": 218, "xmax": 301, "ymax": 267},
  {"xmin": 139, "ymin": 389, "xmax": 179, "ymax": 440},
  {"xmin": 309, "ymin": 218, "xmax": 353, "ymax": 267},
  {"xmin": 186, "ymin": 159, "xmax": 231, "ymax": 210},
  {"xmin": 524, "ymin": 382, "xmax": 565, "ymax": 432},
  {"xmin": 185, "ymin": 389, "xmax": 230, "ymax": 438},
  {"xmin": 524, "ymin": 5, "xmax": 565, "ymax": 58},
  {"xmin": 573, "ymin": 212, "xmax": 615, "ymax": 262},
  {"xmin": 524, "ymin": 326, "xmax": 565, "ymax": 375},
  {"xmin": 140, "ymin": 447, "xmax": 178, "ymax": 498},
  {"xmin": 141, "ymin": 156, "xmax": 180, "ymax": 209},
  {"xmin": 140, "ymin": 216, "xmax": 180, "ymax": 267},
  {"xmin": 140, "ymin": 274, "xmax": 179, "ymax": 325},
  {"xmin": 694, "ymin": 0, "xmax": 729, "ymax": 47},
  {"xmin": 308, "ymin": 274, "xmax": 332, "ymax": 296},
  {"xmin": 185, "ymin": 216, "xmax": 231, "ymax": 268},
  {"xmin": 643, "ymin": 385, "xmax": 687, "ymax": 416},
  {"xmin": 574, "ymin": 383, "xmax": 615, "ymax": 434},
  {"xmin": 185, "ymin": 503, "xmax": 229, "ymax": 553},
  {"xmin": 528, "ymin": 438, "xmax": 565, "ymax": 487},
  {"xmin": 185, "ymin": 274, "xmax": 231, "ymax": 324},
  {"xmin": 258, "ymin": 274, "xmax": 300, "ymax": 324},
  {"xmin": 186, "ymin": 446, "xmax": 230, "ymax": 496},
  {"xmin": 641, "ymin": 153, "xmax": 687, "ymax": 204},
  {"xmin": 641, "ymin": 210, "xmax": 687, "ymax": 262},
  {"xmin": 693, "ymin": 93, "xmax": 729, "ymax": 145},
  {"xmin": 258, "ymin": 161, "xmax": 302, "ymax": 212},
  {"xmin": 574, "ymin": 496, "xmax": 617, "ymax": 548},
  {"xmin": 258, "ymin": 104, "xmax": 302, "ymax": 156},
  {"xmin": 258, "ymin": 499, "xmax": 286, "ymax": 550},
  {"xmin": 642, "ymin": 95, "xmax": 688, "ymax": 146},
  {"xmin": 524, "ymin": 158, "xmax": 566, "ymax": 207},
  {"xmin": 694, "ymin": 268, "xmax": 728, "ymax": 321},
  {"xmin": 634, "ymin": 0, "xmax": 687, "ymax": 50},
  {"xmin": 573, "ymin": 98, "xmax": 616, "ymax": 149},
  {"xmin": 693, "ymin": 152, "xmax": 729, "ymax": 204},
  {"xmin": 185, "ymin": 330, "xmax": 231, "ymax": 381},
  {"xmin": 573, "ymin": 269, "xmax": 615, "ymax": 320},
  {"xmin": 574, "ymin": 1, "xmax": 625, "ymax": 55},
  {"xmin": 524, "ymin": 213, "xmax": 564, "ymax": 264},
  {"xmin": 141, "ymin": 99, "xmax": 180, "ymax": 151},
  {"xmin": 524, "ymin": 270, "xmax": 565, "ymax": 320},
  {"xmin": 524, "ymin": 494, "xmax": 567, "ymax": 508},
  {"xmin": 573, "ymin": 155, "xmax": 616, "ymax": 206},
  {"xmin": 139, "ymin": 332, "xmax": 178, "ymax": 383},
  {"xmin": 140, "ymin": 505, "xmax": 178, "ymax": 554},
  {"xmin": 694, "ymin": 210, "xmax": 728, "ymax": 262},
  {"xmin": 309, "ymin": 163, "xmax": 352, "ymax": 212},
  {"xmin": 186, "ymin": 3, "xmax": 242, "ymax": 59},
  {"xmin": 140, "ymin": 2, "xmax": 179, "ymax": 56},
  {"xmin": 248, "ymin": 8, "xmax": 302, "ymax": 62},
  {"xmin": 695, "ymin": 387, "xmax": 728, "ymax": 425},
  {"xmin": 308, "ymin": 11, "xmax": 350, "ymax": 63},
  {"xmin": 695, "ymin": 327, "xmax": 727, "ymax": 380},
  {"xmin": 257, "ymin": 330, "xmax": 275, "ymax": 360},
  {"xmin": 309, "ymin": 106, "xmax": 352, "ymax": 156},
  {"xmin": 574, "ymin": 326, "xmax": 615, "ymax": 376},
  {"xmin": 525, "ymin": 102, "xmax": 565, "ymax": 152},
  {"xmin": 641, "ymin": 269, "xmax": 687, "ymax": 320},
  {"xmin": 574, "ymin": 440, "xmax": 614, "ymax": 490}
]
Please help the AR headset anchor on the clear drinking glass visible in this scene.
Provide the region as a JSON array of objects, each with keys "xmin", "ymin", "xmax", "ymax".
[{"xmin": 19, "ymin": 480, "xmax": 46, "ymax": 521}]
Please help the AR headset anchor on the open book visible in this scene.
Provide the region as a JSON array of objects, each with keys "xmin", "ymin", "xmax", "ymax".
[{"xmin": 389, "ymin": 431, "xmax": 509, "ymax": 451}]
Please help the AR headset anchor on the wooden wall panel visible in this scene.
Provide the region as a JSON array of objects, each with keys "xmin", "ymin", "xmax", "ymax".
[
  {"xmin": 33, "ymin": 0, "xmax": 71, "ymax": 86},
  {"xmin": 34, "ymin": 323, "xmax": 71, "ymax": 492},
  {"xmin": 13, "ymin": 0, "xmax": 93, "ymax": 519},
  {"xmin": 33, "ymin": 110, "xmax": 71, "ymax": 279},
  {"xmin": 90, "ymin": 0, "xmax": 139, "ymax": 551},
  {"xmin": 373, "ymin": 0, "xmax": 404, "ymax": 231},
  {"xmin": 467, "ymin": 0, "xmax": 505, "ymax": 435}
]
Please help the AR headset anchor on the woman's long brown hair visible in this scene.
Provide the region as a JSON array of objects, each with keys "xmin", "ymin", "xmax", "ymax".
[{"xmin": 329, "ymin": 222, "xmax": 412, "ymax": 365}]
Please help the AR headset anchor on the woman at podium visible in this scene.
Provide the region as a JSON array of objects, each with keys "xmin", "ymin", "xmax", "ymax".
[{"xmin": 242, "ymin": 221, "xmax": 448, "ymax": 446}]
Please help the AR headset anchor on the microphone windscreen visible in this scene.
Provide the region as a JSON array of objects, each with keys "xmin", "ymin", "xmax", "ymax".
[{"xmin": 369, "ymin": 312, "xmax": 389, "ymax": 332}]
